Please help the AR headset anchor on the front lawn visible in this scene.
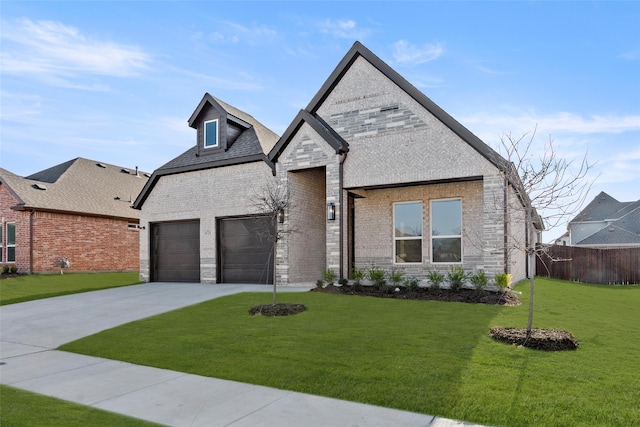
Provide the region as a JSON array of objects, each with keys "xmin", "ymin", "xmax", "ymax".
[
  {"xmin": 0, "ymin": 272, "xmax": 141, "ymax": 305},
  {"xmin": 0, "ymin": 385, "xmax": 162, "ymax": 427},
  {"xmin": 60, "ymin": 279, "xmax": 640, "ymax": 426}
]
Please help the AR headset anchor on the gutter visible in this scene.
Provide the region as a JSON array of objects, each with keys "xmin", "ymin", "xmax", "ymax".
[
  {"xmin": 339, "ymin": 152, "xmax": 348, "ymax": 279},
  {"xmin": 30, "ymin": 209, "xmax": 35, "ymax": 274}
]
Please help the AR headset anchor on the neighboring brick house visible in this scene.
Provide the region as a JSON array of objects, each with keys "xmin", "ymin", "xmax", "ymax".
[
  {"xmin": 134, "ymin": 42, "xmax": 538, "ymax": 285},
  {"xmin": 0, "ymin": 158, "xmax": 148, "ymax": 273},
  {"xmin": 557, "ymin": 191, "xmax": 640, "ymax": 247}
]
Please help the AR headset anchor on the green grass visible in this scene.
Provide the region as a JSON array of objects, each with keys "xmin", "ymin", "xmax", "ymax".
[
  {"xmin": 0, "ymin": 272, "xmax": 141, "ymax": 305},
  {"xmin": 60, "ymin": 279, "xmax": 640, "ymax": 426},
  {"xmin": 0, "ymin": 385, "xmax": 161, "ymax": 427}
]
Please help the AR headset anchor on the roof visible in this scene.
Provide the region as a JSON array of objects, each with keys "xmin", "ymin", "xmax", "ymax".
[
  {"xmin": 0, "ymin": 158, "xmax": 149, "ymax": 220},
  {"xmin": 570, "ymin": 191, "xmax": 640, "ymax": 245},
  {"xmin": 134, "ymin": 94, "xmax": 278, "ymax": 209}
]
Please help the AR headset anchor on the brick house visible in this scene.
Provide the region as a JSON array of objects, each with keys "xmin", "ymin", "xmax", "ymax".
[
  {"xmin": 134, "ymin": 42, "xmax": 538, "ymax": 285},
  {"xmin": 0, "ymin": 158, "xmax": 148, "ymax": 273}
]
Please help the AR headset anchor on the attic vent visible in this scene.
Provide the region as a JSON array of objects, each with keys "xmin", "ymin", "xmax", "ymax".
[
  {"xmin": 114, "ymin": 196, "xmax": 121, "ymax": 200},
  {"xmin": 609, "ymin": 227, "xmax": 615, "ymax": 232},
  {"xmin": 32, "ymin": 183, "xmax": 47, "ymax": 190},
  {"xmin": 96, "ymin": 163, "xmax": 107, "ymax": 168},
  {"xmin": 121, "ymin": 168, "xmax": 130, "ymax": 174},
  {"xmin": 380, "ymin": 105, "xmax": 399, "ymax": 112}
]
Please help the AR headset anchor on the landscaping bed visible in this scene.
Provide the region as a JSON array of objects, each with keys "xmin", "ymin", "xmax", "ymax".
[{"xmin": 312, "ymin": 283, "xmax": 522, "ymax": 306}]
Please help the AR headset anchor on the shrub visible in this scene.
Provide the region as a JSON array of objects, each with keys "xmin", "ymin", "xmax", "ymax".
[
  {"xmin": 447, "ymin": 266, "xmax": 468, "ymax": 292},
  {"xmin": 426, "ymin": 270, "xmax": 445, "ymax": 291},
  {"xmin": 10, "ymin": 265, "xmax": 17, "ymax": 274},
  {"xmin": 388, "ymin": 268, "xmax": 405, "ymax": 287},
  {"xmin": 494, "ymin": 272, "xmax": 512, "ymax": 293},
  {"xmin": 403, "ymin": 276, "xmax": 420, "ymax": 292},
  {"xmin": 1, "ymin": 265, "xmax": 9, "ymax": 274},
  {"xmin": 322, "ymin": 268, "xmax": 336, "ymax": 285},
  {"xmin": 469, "ymin": 270, "xmax": 488, "ymax": 293},
  {"xmin": 351, "ymin": 267, "xmax": 364, "ymax": 291},
  {"xmin": 315, "ymin": 279, "xmax": 324, "ymax": 289},
  {"xmin": 338, "ymin": 278, "xmax": 348, "ymax": 286},
  {"xmin": 368, "ymin": 266, "xmax": 386, "ymax": 290}
]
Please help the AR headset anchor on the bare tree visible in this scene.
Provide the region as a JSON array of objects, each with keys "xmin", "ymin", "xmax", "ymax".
[
  {"xmin": 250, "ymin": 179, "xmax": 295, "ymax": 305},
  {"xmin": 499, "ymin": 127, "xmax": 596, "ymax": 339}
]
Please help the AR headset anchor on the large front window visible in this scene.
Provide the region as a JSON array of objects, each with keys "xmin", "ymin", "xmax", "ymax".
[
  {"xmin": 204, "ymin": 119, "xmax": 219, "ymax": 148},
  {"xmin": 394, "ymin": 202, "xmax": 422, "ymax": 263},
  {"xmin": 431, "ymin": 199, "xmax": 462, "ymax": 263},
  {"xmin": 6, "ymin": 222, "xmax": 16, "ymax": 263}
]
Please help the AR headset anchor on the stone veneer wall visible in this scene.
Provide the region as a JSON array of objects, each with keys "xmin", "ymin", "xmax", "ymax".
[{"xmin": 274, "ymin": 124, "xmax": 342, "ymax": 286}]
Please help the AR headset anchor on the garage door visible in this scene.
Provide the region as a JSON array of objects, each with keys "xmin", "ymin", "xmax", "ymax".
[
  {"xmin": 219, "ymin": 216, "xmax": 274, "ymax": 284},
  {"xmin": 151, "ymin": 220, "xmax": 200, "ymax": 282}
]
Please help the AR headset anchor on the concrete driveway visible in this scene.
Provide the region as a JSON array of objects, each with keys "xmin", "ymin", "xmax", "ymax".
[{"xmin": 1, "ymin": 282, "xmax": 482, "ymax": 426}]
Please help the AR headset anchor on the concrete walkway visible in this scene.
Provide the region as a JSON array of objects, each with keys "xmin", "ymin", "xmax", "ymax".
[{"xmin": 1, "ymin": 283, "xmax": 483, "ymax": 426}]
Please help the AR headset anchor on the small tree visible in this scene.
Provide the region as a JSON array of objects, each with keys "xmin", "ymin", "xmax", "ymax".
[
  {"xmin": 251, "ymin": 180, "xmax": 294, "ymax": 305},
  {"xmin": 499, "ymin": 128, "xmax": 595, "ymax": 340}
]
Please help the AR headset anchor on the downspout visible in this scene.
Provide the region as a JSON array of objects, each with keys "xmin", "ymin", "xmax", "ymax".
[
  {"xmin": 30, "ymin": 209, "xmax": 35, "ymax": 274},
  {"xmin": 339, "ymin": 151, "xmax": 348, "ymax": 280},
  {"xmin": 503, "ymin": 175, "xmax": 509, "ymax": 273}
]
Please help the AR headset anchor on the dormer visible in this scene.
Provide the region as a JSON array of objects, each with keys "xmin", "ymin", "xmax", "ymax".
[{"xmin": 188, "ymin": 93, "xmax": 251, "ymax": 157}]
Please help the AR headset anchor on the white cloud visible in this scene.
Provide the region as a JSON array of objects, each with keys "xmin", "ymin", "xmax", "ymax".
[
  {"xmin": 392, "ymin": 40, "xmax": 443, "ymax": 65},
  {"xmin": 0, "ymin": 18, "xmax": 151, "ymax": 83},
  {"xmin": 318, "ymin": 19, "xmax": 370, "ymax": 39}
]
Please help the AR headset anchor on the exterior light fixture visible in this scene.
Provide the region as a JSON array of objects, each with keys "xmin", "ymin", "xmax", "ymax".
[
  {"xmin": 327, "ymin": 202, "xmax": 336, "ymax": 221},
  {"xmin": 277, "ymin": 208, "xmax": 285, "ymax": 224}
]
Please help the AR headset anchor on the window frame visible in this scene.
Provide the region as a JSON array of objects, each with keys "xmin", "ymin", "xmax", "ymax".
[
  {"xmin": 0, "ymin": 222, "xmax": 3, "ymax": 262},
  {"xmin": 6, "ymin": 222, "xmax": 16, "ymax": 263},
  {"xmin": 204, "ymin": 119, "xmax": 219, "ymax": 149},
  {"xmin": 430, "ymin": 198, "xmax": 463, "ymax": 264},
  {"xmin": 393, "ymin": 201, "xmax": 423, "ymax": 265}
]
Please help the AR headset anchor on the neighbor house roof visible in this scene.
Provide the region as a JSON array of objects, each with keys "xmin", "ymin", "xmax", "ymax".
[
  {"xmin": 570, "ymin": 191, "xmax": 640, "ymax": 245},
  {"xmin": 0, "ymin": 158, "xmax": 149, "ymax": 220},
  {"xmin": 134, "ymin": 94, "xmax": 278, "ymax": 209}
]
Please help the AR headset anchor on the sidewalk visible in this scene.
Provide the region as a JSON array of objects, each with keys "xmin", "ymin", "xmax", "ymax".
[{"xmin": 1, "ymin": 283, "xmax": 484, "ymax": 426}]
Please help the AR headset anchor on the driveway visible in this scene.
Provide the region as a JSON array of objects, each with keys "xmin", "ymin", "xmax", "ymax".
[{"xmin": 1, "ymin": 282, "xmax": 481, "ymax": 427}]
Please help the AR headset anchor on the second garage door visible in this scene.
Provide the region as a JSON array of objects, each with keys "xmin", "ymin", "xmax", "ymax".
[{"xmin": 219, "ymin": 216, "xmax": 274, "ymax": 284}]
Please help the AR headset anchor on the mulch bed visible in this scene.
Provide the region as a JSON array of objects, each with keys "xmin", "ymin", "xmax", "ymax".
[
  {"xmin": 249, "ymin": 303, "xmax": 307, "ymax": 316},
  {"xmin": 490, "ymin": 326, "xmax": 579, "ymax": 351},
  {"xmin": 311, "ymin": 283, "xmax": 522, "ymax": 306}
]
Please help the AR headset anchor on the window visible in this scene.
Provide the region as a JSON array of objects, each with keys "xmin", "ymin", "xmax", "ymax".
[
  {"xmin": 204, "ymin": 119, "xmax": 219, "ymax": 148},
  {"xmin": 431, "ymin": 199, "xmax": 462, "ymax": 263},
  {"xmin": 0, "ymin": 223, "xmax": 3, "ymax": 262},
  {"xmin": 394, "ymin": 202, "xmax": 422, "ymax": 263},
  {"xmin": 6, "ymin": 222, "xmax": 16, "ymax": 263}
]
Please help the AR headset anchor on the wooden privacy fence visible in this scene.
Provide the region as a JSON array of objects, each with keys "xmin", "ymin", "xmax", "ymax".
[{"xmin": 536, "ymin": 245, "xmax": 640, "ymax": 284}]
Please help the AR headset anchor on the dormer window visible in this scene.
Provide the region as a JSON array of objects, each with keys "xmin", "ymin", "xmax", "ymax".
[{"xmin": 204, "ymin": 119, "xmax": 219, "ymax": 148}]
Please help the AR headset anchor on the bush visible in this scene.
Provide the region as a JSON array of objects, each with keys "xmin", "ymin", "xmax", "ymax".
[
  {"xmin": 315, "ymin": 279, "xmax": 324, "ymax": 289},
  {"xmin": 351, "ymin": 267, "xmax": 365, "ymax": 290},
  {"xmin": 368, "ymin": 266, "xmax": 386, "ymax": 290},
  {"xmin": 388, "ymin": 268, "xmax": 405, "ymax": 287},
  {"xmin": 426, "ymin": 270, "xmax": 445, "ymax": 292},
  {"xmin": 10, "ymin": 265, "xmax": 17, "ymax": 274},
  {"xmin": 494, "ymin": 272, "xmax": 512, "ymax": 293},
  {"xmin": 322, "ymin": 269, "xmax": 336, "ymax": 285},
  {"xmin": 338, "ymin": 278, "xmax": 348, "ymax": 286},
  {"xmin": 447, "ymin": 266, "xmax": 468, "ymax": 292},
  {"xmin": 469, "ymin": 270, "xmax": 488, "ymax": 293},
  {"xmin": 403, "ymin": 276, "xmax": 420, "ymax": 292},
  {"xmin": 1, "ymin": 265, "xmax": 9, "ymax": 274}
]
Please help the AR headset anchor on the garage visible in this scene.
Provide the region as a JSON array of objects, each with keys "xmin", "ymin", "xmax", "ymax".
[
  {"xmin": 218, "ymin": 216, "xmax": 274, "ymax": 284},
  {"xmin": 151, "ymin": 220, "xmax": 200, "ymax": 282}
]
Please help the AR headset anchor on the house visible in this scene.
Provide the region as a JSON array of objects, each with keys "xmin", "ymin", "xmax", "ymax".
[
  {"xmin": 0, "ymin": 158, "xmax": 149, "ymax": 273},
  {"xmin": 134, "ymin": 41, "xmax": 537, "ymax": 285},
  {"xmin": 562, "ymin": 191, "xmax": 640, "ymax": 247}
]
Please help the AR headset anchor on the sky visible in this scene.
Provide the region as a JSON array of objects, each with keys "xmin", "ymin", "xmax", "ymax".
[{"xmin": 1, "ymin": 1, "xmax": 639, "ymax": 242}]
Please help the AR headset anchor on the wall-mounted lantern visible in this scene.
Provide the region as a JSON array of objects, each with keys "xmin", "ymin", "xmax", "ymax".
[
  {"xmin": 327, "ymin": 202, "xmax": 336, "ymax": 221},
  {"xmin": 277, "ymin": 208, "xmax": 285, "ymax": 224}
]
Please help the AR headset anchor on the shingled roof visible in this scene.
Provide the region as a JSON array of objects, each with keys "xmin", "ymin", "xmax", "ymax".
[
  {"xmin": 1, "ymin": 158, "xmax": 149, "ymax": 220},
  {"xmin": 133, "ymin": 95, "xmax": 278, "ymax": 209}
]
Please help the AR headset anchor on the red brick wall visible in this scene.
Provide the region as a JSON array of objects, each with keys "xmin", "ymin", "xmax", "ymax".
[
  {"xmin": 1, "ymin": 183, "xmax": 140, "ymax": 273},
  {"xmin": 32, "ymin": 211, "xmax": 140, "ymax": 273}
]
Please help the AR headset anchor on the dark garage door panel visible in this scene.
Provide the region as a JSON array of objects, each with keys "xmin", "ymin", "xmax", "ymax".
[
  {"xmin": 220, "ymin": 216, "xmax": 274, "ymax": 284},
  {"xmin": 152, "ymin": 220, "xmax": 200, "ymax": 282}
]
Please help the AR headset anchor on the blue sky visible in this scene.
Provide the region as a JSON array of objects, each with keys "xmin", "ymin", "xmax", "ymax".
[{"xmin": 1, "ymin": 1, "xmax": 639, "ymax": 241}]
